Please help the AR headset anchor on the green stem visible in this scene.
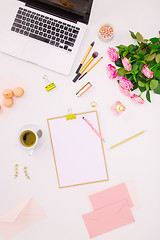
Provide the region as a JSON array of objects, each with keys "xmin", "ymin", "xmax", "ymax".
[
  {"xmin": 150, "ymin": 62, "xmax": 160, "ymax": 71},
  {"xmin": 139, "ymin": 89, "xmax": 145, "ymax": 97},
  {"xmin": 130, "ymin": 59, "xmax": 137, "ymax": 63},
  {"xmin": 133, "ymin": 74, "xmax": 137, "ymax": 82}
]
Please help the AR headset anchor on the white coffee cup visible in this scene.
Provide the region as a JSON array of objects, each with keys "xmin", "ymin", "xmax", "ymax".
[{"xmin": 18, "ymin": 124, "xmax": 42, "ymax": 156}]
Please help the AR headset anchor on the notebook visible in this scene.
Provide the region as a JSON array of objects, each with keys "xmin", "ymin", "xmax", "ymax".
[
  {"xmin": 47, "ymin": 110, "xmax": 109, "ymax": 188},
  {"xmin": 0, "ymin": 0, "xmax": 93, "ymax": 75}
]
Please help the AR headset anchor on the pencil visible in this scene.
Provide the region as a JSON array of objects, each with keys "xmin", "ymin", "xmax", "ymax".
[
  {"xmin": 79, "ymin": 57, "xmax": 103, "ymax": 80},
  {"xmin": 110, "ymin": 130, "xmax": 147, "ymax": 149},
  {"xmin": 75, "ymin": 41, "xmax": 95, "ymax": 73}
]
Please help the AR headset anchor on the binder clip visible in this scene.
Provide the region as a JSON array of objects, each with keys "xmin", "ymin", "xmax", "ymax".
[
  {"xmin": 66, "ymin": 108, "xmax": 76, "ymax": 120},
  {"xmin": 43, "ymin": 75, "xmax": 56, "ymax": 92}
]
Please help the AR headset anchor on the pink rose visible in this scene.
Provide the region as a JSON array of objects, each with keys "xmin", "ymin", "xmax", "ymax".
[
  {"xmin": 122, "ymin": 57, "xmax": 132, "ymax": 71},
  {"xmin": 106, "ymin": 64, "xmax": 117, "ymax": 79},
  {"xmin": 141, "ymin": 65, "xmax": 154, "ymax": 78},
  {"xmin": 119, "ymin": 75, "xmax": 133, "ymax": 90},
  {"xmin": 119, "ymin": 85, "xmax": 131, "ymax": 97},
  {"xmin": 130, "ymin": 94, "xmax": 144, "ymax": 104},
  {"xmin": 107, "ymin": 47, "xmax": 119, "ymax": 62}
]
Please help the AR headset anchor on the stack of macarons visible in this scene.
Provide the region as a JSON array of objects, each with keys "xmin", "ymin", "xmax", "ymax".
[{"xmin": 1, "ymin": 87, "xmax": 24, "ymax": 108}]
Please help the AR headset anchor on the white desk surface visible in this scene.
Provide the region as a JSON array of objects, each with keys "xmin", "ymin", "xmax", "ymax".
[{"xmin": 0, "ymin": 0, "xmax": 160, "ymax": 239}]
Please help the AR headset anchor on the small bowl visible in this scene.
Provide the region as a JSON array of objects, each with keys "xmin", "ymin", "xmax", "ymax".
[{"xmin": 98, "ymin": 23, "xmax": 114, "ymax": 41}]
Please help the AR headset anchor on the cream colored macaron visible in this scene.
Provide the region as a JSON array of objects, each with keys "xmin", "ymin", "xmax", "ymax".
[
  {"xmin": 13, "ymin": 87, "xmax": 24, "ymax": 97},
  {"xmin": 2, "ymin": 89, "xmax": 14, "ymax": 98},
  {"xmin": 3, "ymin": 98, "xmax": 14, "ymax": 107}
]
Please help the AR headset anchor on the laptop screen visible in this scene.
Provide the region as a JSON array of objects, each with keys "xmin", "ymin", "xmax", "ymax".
[
  {"xmin": 36, "ymin": 0, "xmax": 93, "ymax": 18},
  {"xmin": 26, "ymin": 0, "xmax": 93, "ymax": 23}
]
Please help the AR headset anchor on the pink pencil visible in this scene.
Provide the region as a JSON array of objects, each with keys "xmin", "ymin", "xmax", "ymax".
[{"xmin": 82, "ymin": 117, "xmax": 105, "ymax": 142}]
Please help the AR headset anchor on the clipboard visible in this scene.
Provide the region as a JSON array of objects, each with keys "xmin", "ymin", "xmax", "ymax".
[{"xmin": 47, "ymin": 110, "xmax": 109, "ymax": 188}]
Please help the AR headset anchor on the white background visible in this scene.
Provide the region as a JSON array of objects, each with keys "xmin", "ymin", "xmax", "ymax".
[{"xmin": 0, "ymin": 0, "xmax": 160, "ymax": 239}]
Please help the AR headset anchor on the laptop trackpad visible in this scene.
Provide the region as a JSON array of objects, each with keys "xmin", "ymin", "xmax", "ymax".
[{"xmin": 22, "ymin": 40, "xmax": 50, "ymax": 64}]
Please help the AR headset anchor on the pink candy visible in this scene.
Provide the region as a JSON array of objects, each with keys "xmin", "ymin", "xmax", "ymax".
[{"xmin": 99, "ymin": 25, "xmax": 114, "ymax": 39}]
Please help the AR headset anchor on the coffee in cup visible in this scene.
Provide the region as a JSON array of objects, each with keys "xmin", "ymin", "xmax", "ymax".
[{"xmin": 20, "ymin": 130, "xmax": 37, "ymax": 147}]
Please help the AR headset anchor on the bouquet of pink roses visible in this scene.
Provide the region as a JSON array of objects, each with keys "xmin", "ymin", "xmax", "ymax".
[{"xmin": 107, "ymin": 31, "xmax": 160, "ymax": 103}]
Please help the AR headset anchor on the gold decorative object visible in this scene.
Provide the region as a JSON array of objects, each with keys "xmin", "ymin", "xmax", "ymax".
[
  {"xmin": 23, "ymin": 167, "xmax": 31, "ymax": 180},
  {"xmin": 14, "ymin": 164, "xmax": 19, "ymax": 179}
]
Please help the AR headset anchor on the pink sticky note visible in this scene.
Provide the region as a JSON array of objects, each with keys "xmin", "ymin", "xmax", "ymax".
[
  {"xmin": 82, "ymin": 200, "xmax": 135, "ymax": 238},
  {"xmin": 0, "ymin": 197, "xmax": 45, "ymax": 240},
  {"xmin": 89, "ymin": 182, "xmax": 134, "ymax": 210}
]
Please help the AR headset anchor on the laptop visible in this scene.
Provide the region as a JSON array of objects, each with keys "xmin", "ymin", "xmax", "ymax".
[{"xmin": 0, "ymin": 0, "xmax": 93, "ymax": 75}]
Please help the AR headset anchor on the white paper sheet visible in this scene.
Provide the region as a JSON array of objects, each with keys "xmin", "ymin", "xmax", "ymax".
[{"xmin": 47, "ymin": 111, "xmax": 108, "ymax": 188}]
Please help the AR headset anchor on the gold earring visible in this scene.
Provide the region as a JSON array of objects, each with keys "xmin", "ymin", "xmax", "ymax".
[
  {"xmin": 14, "ymin": 164, "xmax": 19, "ymax": 179},
  {"xmin": 23, "ymin": 167, "xmax": 31, "ymax": 180}
]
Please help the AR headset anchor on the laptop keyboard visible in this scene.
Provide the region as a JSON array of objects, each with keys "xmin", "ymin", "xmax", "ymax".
[{"xmin": 11, "ymin": 7, "xmax": 80, "ymax": 52}]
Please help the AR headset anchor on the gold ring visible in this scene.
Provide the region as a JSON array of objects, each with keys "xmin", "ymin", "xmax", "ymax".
[{"xmin": 90, "ymin": 101, "xmax": 97, "ymax": 107}]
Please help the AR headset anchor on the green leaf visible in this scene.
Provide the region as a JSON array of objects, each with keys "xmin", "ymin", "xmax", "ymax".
[
  {"xmin": 138, "ymin": 51, "xmax": 145, "ymax": 59},
  {"xmin": 132, "ymin": 64, "xmax": 139, "ymax": 71},
  {"xmin": 139, "ymin": 86, "xmax": 146, "ymax": 92},
  {"xmin": 116, "ymin": 45, "xmax": 128, "ymax": 51},
  {"xmin": 123, "ymin": 51, "xmax": 128, "ymax": 58},
  {"xmin": 134, "ymin": 55, "xmax": 140, "ymax": 59},
  {"xmin": 132, "ymin": 82, "xmax": 138, "ymax": 90},
  {"xmin": 136, "ymin": 32, "xmax": 144, "ymax": 42},
  {"xmin": 150, "ymin": 44, "xmax": 160, "ymax": 50},
  {"xmin": 138, "ymin": 81, "xmax": 146, "ymax": 87},
  {"xmin": 144, "ymin": 53, "xmax": 156, "ymax": 61},
  {"xmin": 138, "ymin": 62, "xmax": 144, "ymax": 71},
  {"xmin": 155, "ymin": 54, "xmax": 160, "ymax": 63},
  {"xmin": 152, "ymin": 68, "xmax": 160, "ymax": 78},
  {"xmin": 146, "ymin": 82, "xmax": 150, "ymax": 90},
  {"xmin": 117, "ymin": 67, "xmax": 127, "ymax": 76},
  {"xmin": 150, "ymin": 79, "xmax": 159, "ymax": 90},
  {"xmin": 146, "ymin": 90, "xmax": 151, "ymax": 102},
  {"xmin": 150, "ymin": 49, "xmax": 160, "ymax": 54},
  {"xmin": 150, "ymin": 37, "xmax": 159, "ymax": 43},
  {"xmin": 129, "ymin": 31, "xmax": 137, "ymax": 39},
  {"xmin": 115, "ymin": 58, "xmax": 123, "ymax": 67},
  {"xmin": 154, "ymin": 82, "xmax": 160, "ymax": 94},
  {"xmin": 127, "ymin": 44, "xmax": 138, "ymax": 52}
]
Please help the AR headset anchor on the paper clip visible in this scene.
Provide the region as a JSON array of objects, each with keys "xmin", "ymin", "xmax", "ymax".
[
  {"xmin": 43, "ymin": 75, "xmax": 56, "ymax": 92},
  {"xmin": 66, "ymin": 108, "xmax": 76, "ymax": 120}
]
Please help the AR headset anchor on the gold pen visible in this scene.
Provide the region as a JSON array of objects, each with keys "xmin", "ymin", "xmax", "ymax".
[{"xmin": 110, "ymin": 130, "xmax": 147, "ymax": 149}]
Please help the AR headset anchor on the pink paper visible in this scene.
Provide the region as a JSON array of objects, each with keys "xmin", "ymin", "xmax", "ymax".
[
  {"xmin": 82, "ymin": 200, "xmax": 135, "ymax": 238},
  {"xmin": 0, "ymin": 197, "xmax": 45, "ymax": 240},
  {"xmin": 89, "ymin": 182, "xmax": 134, "ymax": 210},
  {"xmin": 125, "ymin": 180, "xmax": 141, "ymax": 210}
]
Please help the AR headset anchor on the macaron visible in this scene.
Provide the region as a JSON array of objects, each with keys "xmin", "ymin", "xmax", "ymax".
[
  {"xmin": 3, "ymin": 98, "xmax": 14, "ymax": 107},
  {"xmin": 2, "ymin": 89, "xmax": 14, "ymax": 98},
  {"xmin": 13, "ymin": 87, "xmax": 24, "ymax": 97}
]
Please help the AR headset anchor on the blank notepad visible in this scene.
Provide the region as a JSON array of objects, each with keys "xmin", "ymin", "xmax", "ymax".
[{"xmin": 47, "ymin": 110, "xmax": 109, "ymax": 188}]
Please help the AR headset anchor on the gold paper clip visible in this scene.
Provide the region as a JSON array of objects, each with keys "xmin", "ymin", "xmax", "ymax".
[
  {"xmin": 66, "ymin": 108, "xmax": 76, "ymax": 120},
  {"xmin": 43, "ymin": 75, "xmax": 56, "ymax": 92}
]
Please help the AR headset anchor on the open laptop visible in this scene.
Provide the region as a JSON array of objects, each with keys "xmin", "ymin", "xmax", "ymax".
[{"xmin": 0, "ymin": 0, "xmax": 93, "ymax": 75}]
